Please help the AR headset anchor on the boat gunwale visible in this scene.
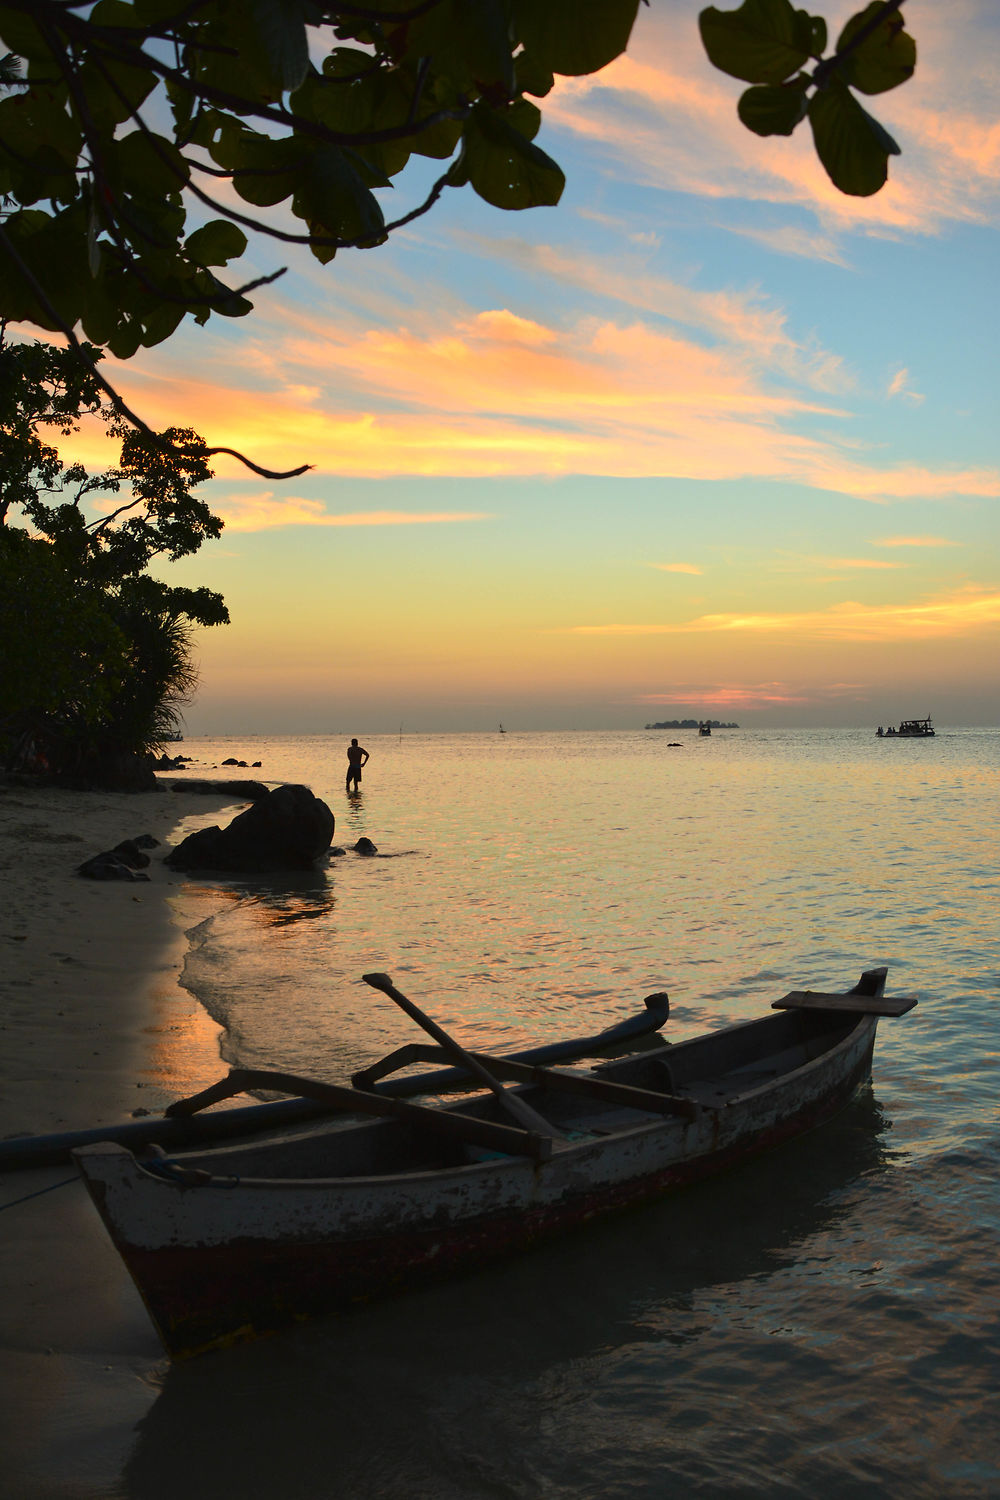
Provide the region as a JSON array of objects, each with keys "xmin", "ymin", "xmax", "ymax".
[{"xmin": 85, "ymin": 1009, "xmax": 874, "ymax": 1195}]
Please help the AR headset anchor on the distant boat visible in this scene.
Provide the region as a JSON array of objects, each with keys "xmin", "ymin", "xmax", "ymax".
[
  {"xmin": 698, "ymin": 722, "xmax": 711, "ymax": 736},
  {"xmin": 877, "ymin": 717, "xmax": 935, "ymax": 738},
  {"xmin": 165, "ymin": 732, "xmax": 184, "ymax": 742},
  {"xmin": 498, "ymin": 723, "xmax": 506, "ymax": 734}
]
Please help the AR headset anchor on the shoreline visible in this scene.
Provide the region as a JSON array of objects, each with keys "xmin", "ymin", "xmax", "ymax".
[
  {"xmin": 0, "ymin": 776, "xmax": 247, "ymax": 1500},
  {"xmin": 0, "ymin": 778, "xmax": 241, "ymax": 1144}
]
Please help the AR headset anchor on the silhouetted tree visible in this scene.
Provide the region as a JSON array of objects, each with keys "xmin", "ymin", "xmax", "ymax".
[{"xmin": 0, "ymin": 333, "xmax": 227, "ymax": 784}]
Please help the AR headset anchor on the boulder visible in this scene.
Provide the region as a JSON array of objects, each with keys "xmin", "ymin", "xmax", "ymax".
[
  {"xmin": 353, "ymin": 837, "xmax": 378, "ymax": 856},
  {"xmin": 78, "ymin": 852, "xmax": 150, "ymax": 881},
  {"xmin": 78, "ymin": 834, "xmax": 159, "ymax": 880},
  {"xmin": 165, "ymin": 783, "xmax": 335, "ymax": 873}
]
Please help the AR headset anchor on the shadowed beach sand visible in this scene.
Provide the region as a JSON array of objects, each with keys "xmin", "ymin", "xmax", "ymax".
[{"xmin": 0, "ymin": 779, "xmax": 239, "ymax": 1498}]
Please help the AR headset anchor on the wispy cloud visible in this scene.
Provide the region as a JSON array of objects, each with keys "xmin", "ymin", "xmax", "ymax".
[
  {"xmin": 91, "ymin": 308, "xmax": 1000, "ymax": 502},
  {"xmin": 872, "ymin": 535, "xmax": 961, "ymax": 548},
  {"xmin": 721, "ymin": 222, "xmax": 850, "ymax": 267},
  {"xmin": 887, "ymin": 367, "xmax": 925, "ymax": 404},
  {"xmin": 819, "ymin": 558, "xmax": 906, "ymax": 571},
  {"xmin": 653, "ymin": 562, "xmax": 703, "ymax": 575},
  {"xmin": 214, "ymin": 493, "xmax": 491, "ymax": 532},
  {"xmin": 461, "ymin": 234, "xmax": 852, "ymax": 393},
  {"xmin": 689, "ymin": 590, "xmax": 1000, "ymax": 640},
  {"xmin": 566, "ymin": 587, "xmax": 1000, "ymax": 643}
]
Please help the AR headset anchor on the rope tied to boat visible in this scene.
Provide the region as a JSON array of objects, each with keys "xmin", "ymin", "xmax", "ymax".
[{"xmin": 142, "ymin": 1147, "xmax": 241, "ymax": 1188}]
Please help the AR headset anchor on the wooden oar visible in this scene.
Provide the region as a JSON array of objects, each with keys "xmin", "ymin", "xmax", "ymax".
[
  {"xmin": 165, "ymin": 1067, "xmax": 552, "ymax": 1161},
  {"xmin": 362, "ymin": 972, "xmax": 563, "ymax": 1140}
]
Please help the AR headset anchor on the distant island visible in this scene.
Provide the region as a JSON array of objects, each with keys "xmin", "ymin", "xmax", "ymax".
[{"xmin": 645, "ymin": 719, "xmax": 740, "ymax": 729}]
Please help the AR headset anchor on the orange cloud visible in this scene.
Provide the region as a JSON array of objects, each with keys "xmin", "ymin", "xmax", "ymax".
[
  {"xmin": 464, "ymin": 235, "xmax": 851, "ymax": 392},
  {"xmin": 567, "ymin": 588, "xmax": 1000, "ymax": 644},
  {"xmin": 213, "ymin": 492, "xmax": 491, "ymax": 531},
  {"xmin": 653, "ymin": 563, "xmax": 703, "ymax": 575},
  {"xmin": 460, "ymin": 309, "xmax": 557, "ymax": 346},
  {"xmin": 52, "ymin": 302, "xmax": 1000, "ymax": 505},
  {"xmin": 872, "ymin": 536, "xmax": 961, "ymax": 548}
]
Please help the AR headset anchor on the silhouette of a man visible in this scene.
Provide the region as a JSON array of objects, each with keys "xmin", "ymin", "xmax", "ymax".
[{"xmin": 346, "ymin": 737, "xmax": 369, "ymax": 792}]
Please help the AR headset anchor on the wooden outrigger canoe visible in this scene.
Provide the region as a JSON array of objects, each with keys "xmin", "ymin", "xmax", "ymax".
[{"xmin": 73, "ymin": 967, "xmax": 914, "ymax": 1360}]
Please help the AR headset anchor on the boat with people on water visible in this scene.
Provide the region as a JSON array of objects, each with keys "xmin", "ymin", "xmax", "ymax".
[
  {"xmin": 877, "ymin": 717, "xmax": 935, "ymax": 737},
  {"xmin": 72, "ymin": 966, "xmax": 915, "ymax": 1359}
]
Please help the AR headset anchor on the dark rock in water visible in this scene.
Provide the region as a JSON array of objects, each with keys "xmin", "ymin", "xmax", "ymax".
[
  {"xmin": 78, "ymin": 832, "xmax": 160, "ymax": 878},
  {"xmin": 329, "ymin": 846, "xmax": 346, "ymax": 857},
  {"xmin": 78, "ymin": 851, "xmax": 151, "ymax": 881},
  {"xmin": 165, "ymin": 783, "xmax": 335, "ymax": 873},
  {"xmin": 252, "ymin": 761, "xmax": 262, "ymax": 768},
  {"xmin": 113, "ymin": 838, "xmax": 150, "ymax": 869},
  {"xmin": 354, "ymin": 837, "xmax": 378, "ymax": 855},
  {"xmin": 222, "ymin": 757, "xmax": 249, "ymax": 767},
  {"xmin": 169, "ymin": 779, "xmax": 269, "ymax": 800}
]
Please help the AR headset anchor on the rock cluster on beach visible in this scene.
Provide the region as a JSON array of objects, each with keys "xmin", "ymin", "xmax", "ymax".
[
  {"xmin": 165, "ymin": 783, "xmax": 335, "ymax": 873},
  {"xmin": 78, "ymin": 835, "xmax": 159, "ymax": 881}
]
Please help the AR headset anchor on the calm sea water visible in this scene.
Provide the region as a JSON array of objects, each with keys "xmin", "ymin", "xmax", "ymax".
[{"xmin": 131, "ymin": 728, "xmax": 998, "ymax": 1499}]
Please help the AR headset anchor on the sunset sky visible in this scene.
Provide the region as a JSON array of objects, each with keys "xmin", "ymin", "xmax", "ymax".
[{"xmin": 81, "ymin": 1, "xmax": 1000, "ymax": 731}]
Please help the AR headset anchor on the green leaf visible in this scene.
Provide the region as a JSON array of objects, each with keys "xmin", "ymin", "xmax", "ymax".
[
  {"xmin": 0, "ymin": 88, "xmax": 82, "ymax": 180},
  {"xmin": 513, "ymin": 0, "xmax": 639, "ymax": 77},
  {"xmin": 699, "ymin": 0, "xmax": 818, "ymax": 84},
  {"xmin": 0, "ymin": 208, "xmax": 89, "ymax": 331},
  {"xmin": 738, "ymin": 78, "xmax": 809, "ymax": 135},
  {"xmin": 80, "ymin": 264, "xmax": 120, "ymax": 346},
  {"xmin": 515, "ymin": 49, "xmax": 555, "ymax": 98},
  {"xmin": 291, "ymin": 145, "xmax": 387, "ymax": 247},
  {"xmin": 77, "ymin": 53, "xmax": 158, "ymax": 129},
  {"xmin": 456, "ymin": 0, "xmax": 517, "ymax": 94},
  {"xmin": 184, "ymin": 220, "xmax": 248, "ymax": 267},
  {"xmin": 247, "ymin": 0, "xmax": 311, "ymax": 93},
  {"xmin": 837, "ymin": 2, "xmax": 916, "ymax": 95},
  {"xmin": 89, "ymin": 0, "xmax": 148, "ymax": 26},
  {"xmin": 454, "ymin": 102, "xmax": 565, "ymax": 210},
  {"xmin": 139, "ymin": 300, "xmax": 187, "ymax": 348},
  {"xmin": 110, "ymin": 131, "xmax": 189, "ymax": 198},
  {"xmin": 0, "ymin": 11, "xmax": 50, "ymax": 61},
  {"xmin": 229, "ymin": 133, "xmax": 302, "ymax": 208},
  {"xmin": 808, "ymin": 79, "xmax": 899, "ymax": 196}
]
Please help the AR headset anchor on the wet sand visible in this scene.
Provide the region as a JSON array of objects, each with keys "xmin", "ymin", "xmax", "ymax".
[{"xmin": 0, "ymin": 779, "xmax": 238, "ymax": 1498}]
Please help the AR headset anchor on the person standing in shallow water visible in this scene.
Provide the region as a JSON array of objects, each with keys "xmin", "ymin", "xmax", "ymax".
[{"xmin": 346, "ymin": 737, "xmax": 369, "ymax": 792}]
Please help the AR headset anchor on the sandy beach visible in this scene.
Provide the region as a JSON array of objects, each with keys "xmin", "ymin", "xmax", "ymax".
[{"xmin": 0, "ymin": 777, "xmax": 241, "ymax": 1498}]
